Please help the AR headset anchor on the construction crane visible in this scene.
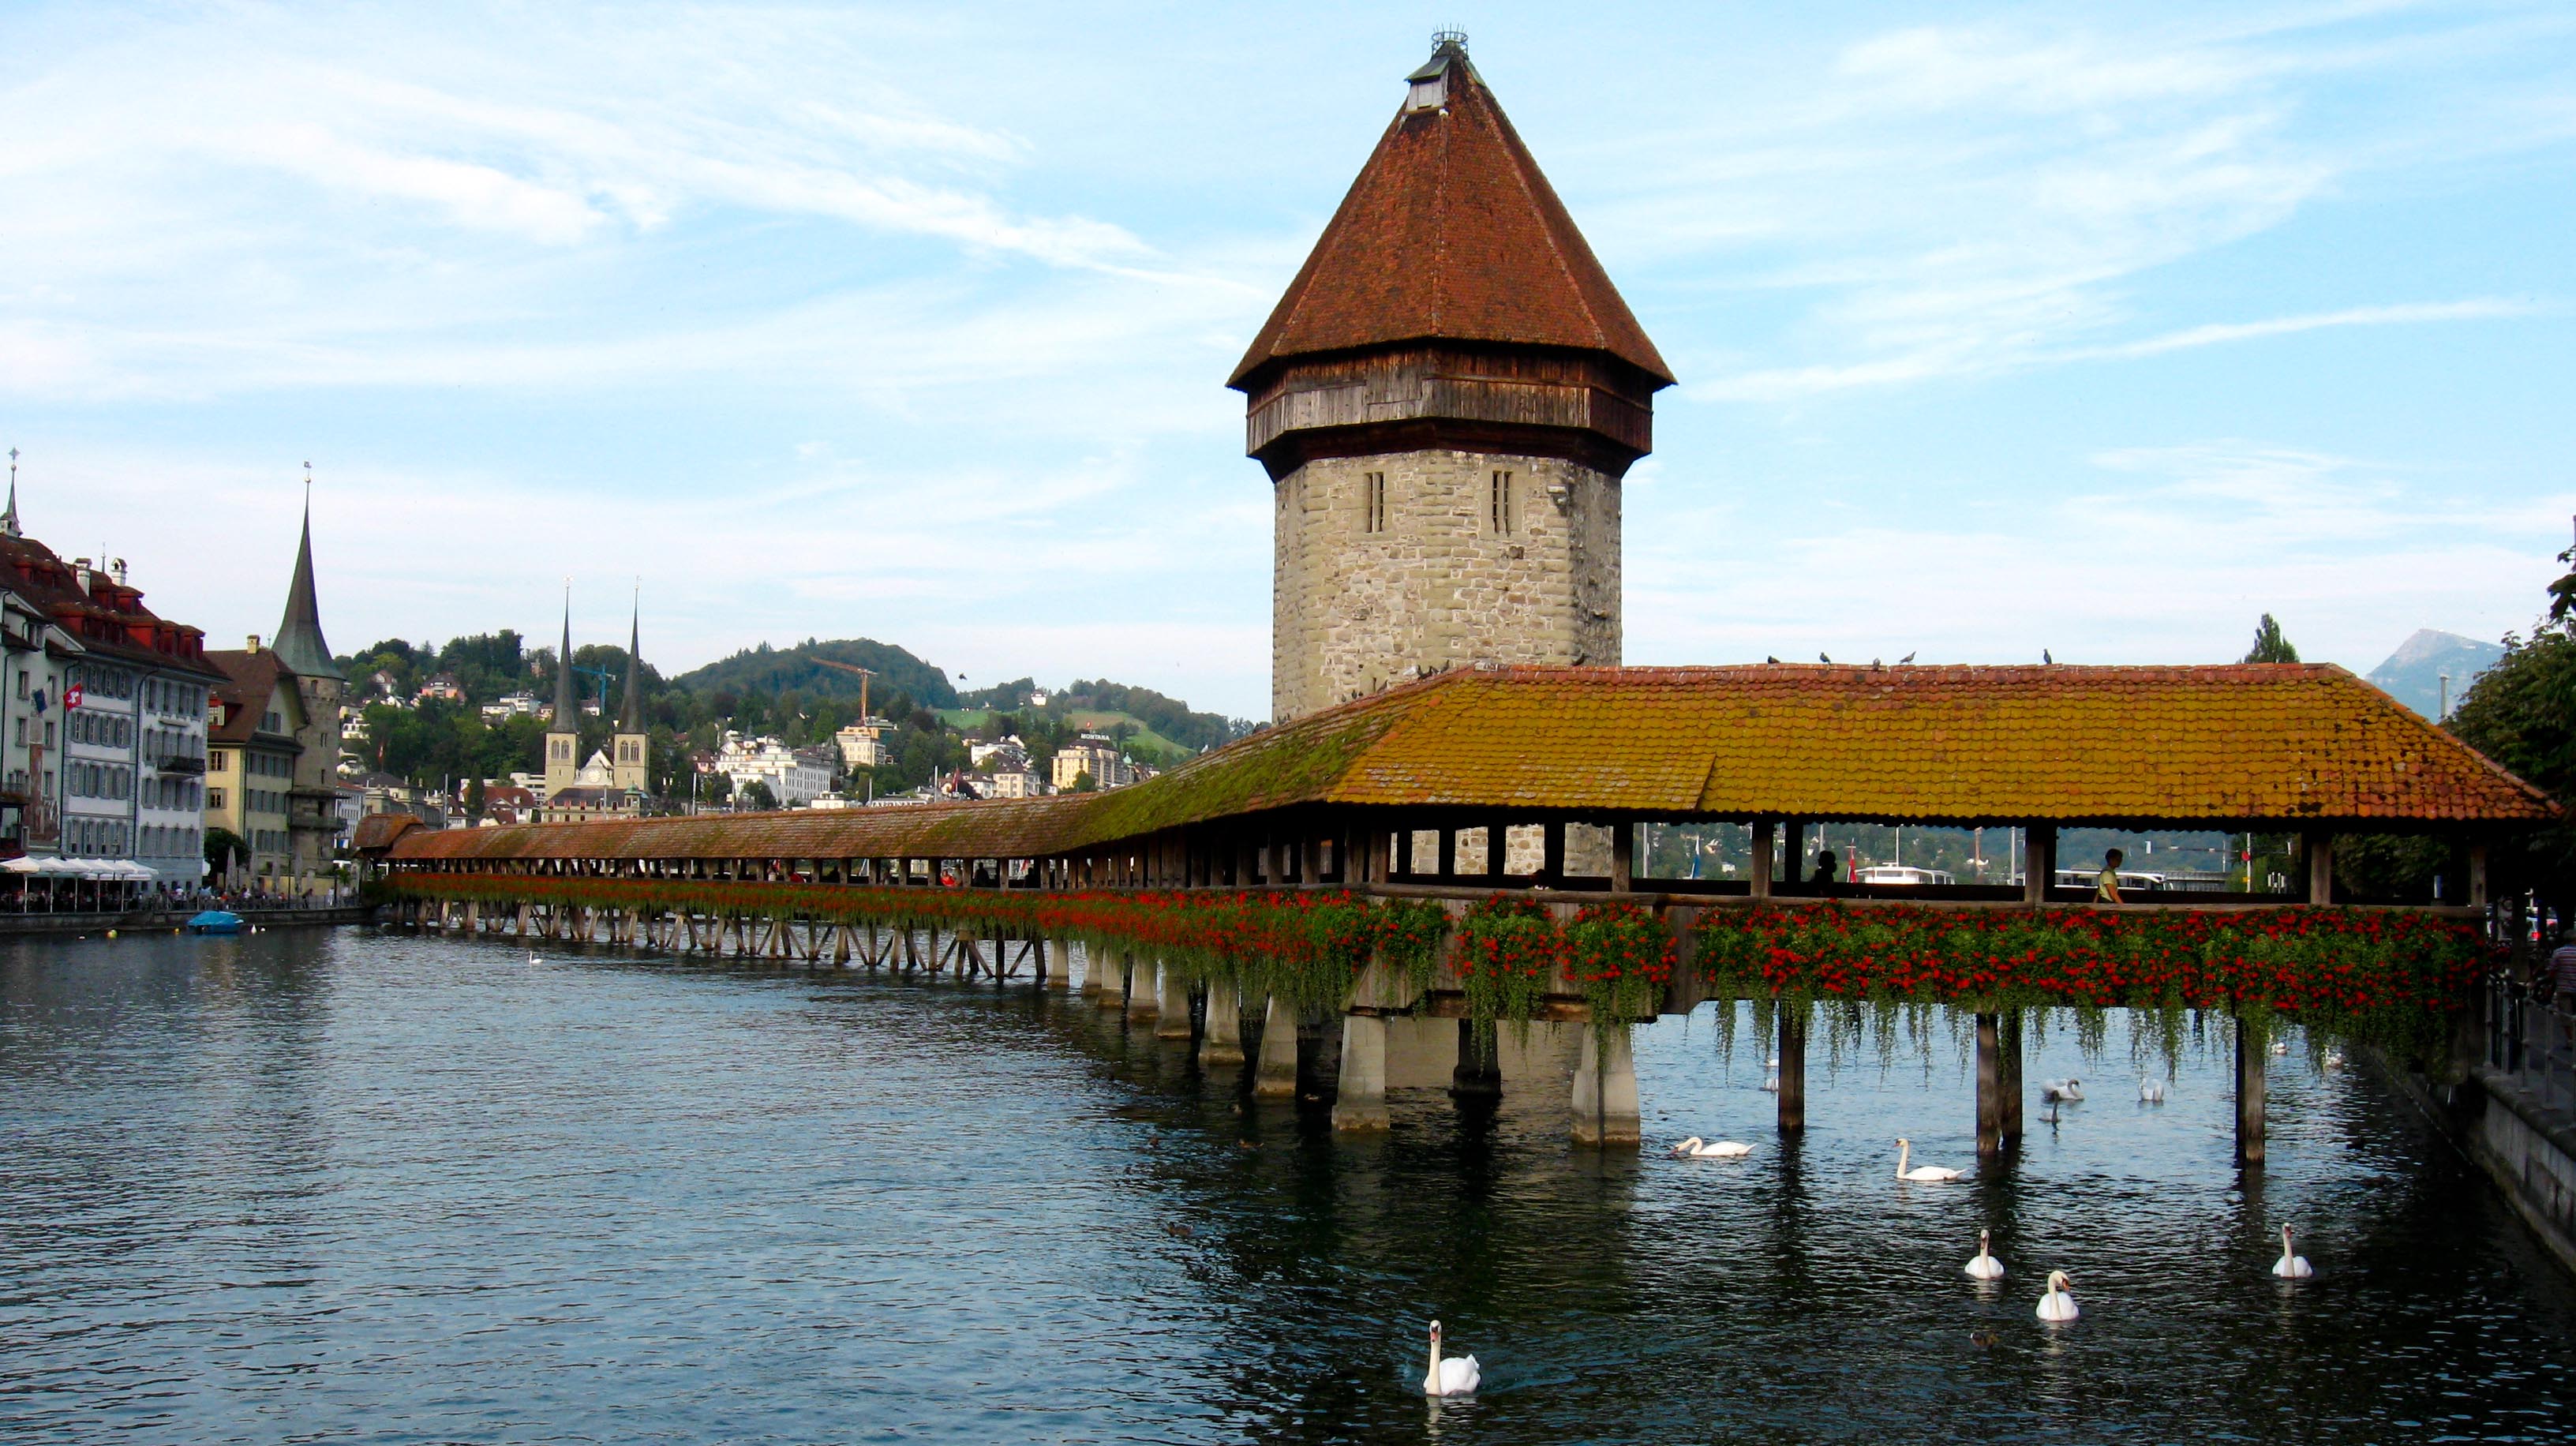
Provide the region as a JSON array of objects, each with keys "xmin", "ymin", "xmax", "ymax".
[{"xmin": 807, "ymin": 657, "xmax": 878, "ymax": 719}]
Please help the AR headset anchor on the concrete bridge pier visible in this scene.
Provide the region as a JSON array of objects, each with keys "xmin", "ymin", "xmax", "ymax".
[
  {"xmin": 1571, "ymin": 1025, "xmax": 1642, "ymax": 1147},
  {"xmin": 1125, "ymin": 957, "xmax": 1162, "ymax": 1024},
  {"xmin": 1040, "ymin": 938, "xmax": 1069, "ymax": 990},
  {"xmin": 1155, "ymin": 962, "xmax": 1193, "ymax": 1040},
  {"xmin": 1076, "ymin": 941, "xmax": 1103, "ymax": 997},
  {"xmin": 1253, "ymin": 995, "xmax": 1301, "ymax": 1099},
  {"xmin": 1095, "ymin": 952, "xmax": 1130, "ymax": 1010},
  {"xmin": 1200, "ymin": 980, "xmax": 1245, "ymax": 1066},
  {"xmin": 1333, "ymin": 1013, "xmax": 1391, "ymax": 1131}
]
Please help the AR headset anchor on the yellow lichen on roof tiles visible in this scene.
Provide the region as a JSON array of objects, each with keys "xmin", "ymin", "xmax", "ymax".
[{"xmin": 384, "ymin": 663, "xmax": 2557, "ymax": 866}]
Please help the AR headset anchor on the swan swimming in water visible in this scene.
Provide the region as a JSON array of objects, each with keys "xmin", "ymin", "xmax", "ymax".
[
  {"xmin": 2042, "ymin": 1078, "xmax": 2084, "ymax": 1103},
  {"xmin": 1964, "ymin": 1229, "xmax": 2005, "ymax": 1280},
  {"xmin": 2271, "ymin": 1039, "xmax": 2291, "ymax": 1056},
  {"xmin": 2322, "ymin": 1051, "xmax": 2346, "ymax": 1071},
  {"xmin": 1423, "ymin": 1320, "xmax": 1481, "ymax": 1396},
  {"xmin": 1895, "ymin": 1137, "xmax": 1964, "ymax": 1182},
  {"xmin": 2272, "ymin": 1224, "xmax": 2313, "ymax": 1279},
  {"xmin": 1669, "ymin": 1136, "xmax": 1754, "ymax": 1159},
  {"xmin": 1759, "ymin": 1056, "xmax": 1781, "ymax": 1093},
  {"xmin": 2036, "ymin": 1270, "xmax": 2079, "ymax": 1322},
  {"xmin": 2138, "ymin": 1078, "xmax": 2167, "ymax": 1104}
]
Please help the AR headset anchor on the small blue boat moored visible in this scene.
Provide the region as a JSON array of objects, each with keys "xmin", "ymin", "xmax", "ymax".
[{"xmin": 186, "ymin": 910, "xmax": 245, "ymax": 935}]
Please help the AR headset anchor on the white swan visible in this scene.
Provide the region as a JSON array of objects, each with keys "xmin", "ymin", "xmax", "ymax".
[
  {"xmin": 1669, "ymin": 1136, "xmax": 1754, "ymax": 1159},
  {"xmin": 1759, "ymin": 1056, "xmax": 1781, "ymax": 1093},
  {"xmin": 2036, "ymin": 1269, "xmax": 2079, "ymax": 1322},
  {"xmin": 2042, "ymin": 1077, "xmax": 2084, "ymax": 1103},
  {"xmin": 1895, "ymin": 1137, "xmax": 1964, "ymax": 1183},
  {"xmin": 527, "ymin": 952, "xmax": 543, "ymax": 966},
  {"xmin": 2322, "ymin": 1051, "xmax": 2346, "ymax": 1071},
  {"xmin": 2272, "ymin": 1224, "xmax": 2313, "ymax": 1279},
  {"xmin": 2270, "ymin": 1039, "xmax": 2290, "ymax": 1056},
  {"xmin": 2138, "ymin": 1078, "xmax": 2166, "ymax": 1104},
  {"xmin": 1423, "ymin": 1320, "xmax": 1480, "ymax": 1396},
  {"xmin": 1964, "ymin": 1228, "xmax": 2005, "ymax": 1280}
]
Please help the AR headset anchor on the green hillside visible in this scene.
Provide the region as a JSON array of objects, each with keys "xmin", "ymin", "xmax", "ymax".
[{"xmin": 671, "ymin": 639, "xmax": 957, "ymax": 710}]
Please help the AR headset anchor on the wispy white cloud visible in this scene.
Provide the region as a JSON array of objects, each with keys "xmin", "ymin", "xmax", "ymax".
[{"xmin": 1628, "ymin": 438, "xmax": 2572, "ymax": 671}]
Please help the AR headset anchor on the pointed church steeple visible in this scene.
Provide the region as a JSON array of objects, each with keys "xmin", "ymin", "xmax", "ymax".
[
  {"xmin": 619, "ymin": 593, "xmax": 643, "ymax": 733},
  {"xmin": 4, "ymin": 448, "xmax": 21, "ymax": 539},
  {"xmin": 612, "ymin": 588, "xmax": 650, "ymax": 795},
  {"xmin": 545, "ymin": 585, "xmax": 582, "ymax": 798},
  {"xmin": 552, "ymin": 588, "xmax": 579, "ymax": 725},
  {"xmin": 271, "ymin": 471, "xmax": 343, "ymax": 680}
]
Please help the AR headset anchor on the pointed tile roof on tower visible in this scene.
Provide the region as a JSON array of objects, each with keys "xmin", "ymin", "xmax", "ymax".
[
  {"xmin": 552, "ymin": 591, "xmax": 578, "ymax": 729},
  {"xmin": 619, "ymin": 598, "xmax": 644, "ymax": 733},
  {"xmin": 1229, "ymin": 35, "xmax": 1672, "ymax": 392},
  {"xmin": 271, "ymin": 493, "xmax": 343, "ymax": 681}
]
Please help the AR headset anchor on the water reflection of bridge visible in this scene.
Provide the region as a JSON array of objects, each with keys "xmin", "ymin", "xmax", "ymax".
[{"xmin": 365, "ymin": 663, "xmax": 2554, "ymax": 1161}]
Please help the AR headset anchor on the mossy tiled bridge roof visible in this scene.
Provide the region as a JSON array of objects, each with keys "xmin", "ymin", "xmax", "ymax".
[{"xmin": 376, "ymin": 664, "xmax": 2555, "ymax": 867}]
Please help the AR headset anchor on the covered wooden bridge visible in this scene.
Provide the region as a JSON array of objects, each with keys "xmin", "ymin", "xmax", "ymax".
[{"xmin": 365, "ymin": 662, "xmax": 2556, "ymax": 1153}]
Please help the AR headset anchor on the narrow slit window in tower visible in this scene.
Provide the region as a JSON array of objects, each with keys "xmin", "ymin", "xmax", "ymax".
[
  {"xmin": 1364, "ymin": 471, "xmax": 1387, "ymax": 534},
  {"xmin": 1491, "ymin": 470, "xmax": 1515, "ymax": 535}
]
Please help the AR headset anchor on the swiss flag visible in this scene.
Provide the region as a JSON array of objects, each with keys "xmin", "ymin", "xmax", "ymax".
[{"xmin": 63, "ymin": 684, "xmax": 83, "ymax": 710}]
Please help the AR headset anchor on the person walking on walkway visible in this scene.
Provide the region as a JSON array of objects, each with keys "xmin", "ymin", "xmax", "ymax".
[{"xmin": 2095, "ymin": 848, "xmax": 2126, "ymax": 905}]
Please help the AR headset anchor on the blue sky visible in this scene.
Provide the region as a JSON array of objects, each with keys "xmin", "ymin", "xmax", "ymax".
[{"xmin": 2, "ymin": 1, "xmax": 2570, "ymax": 720}]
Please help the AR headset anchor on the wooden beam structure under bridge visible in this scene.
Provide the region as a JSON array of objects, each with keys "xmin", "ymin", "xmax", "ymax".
[{"xmin": 363, "ymin": 662, "xmax": 2559, "ymax": 1156}]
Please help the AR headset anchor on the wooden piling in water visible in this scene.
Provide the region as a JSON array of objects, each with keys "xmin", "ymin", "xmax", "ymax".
[
  {"xmin": 1975, "ymin": 1013, "xmax": 2002, "ymax": 1156},
  {"xmin": 2236, "ymin": 1013, "xmax": 2266, "ymax": 1166},
  {"xmin": 1778, "ymin": 1004, "xmax": 1807, "ymax": 1133}
]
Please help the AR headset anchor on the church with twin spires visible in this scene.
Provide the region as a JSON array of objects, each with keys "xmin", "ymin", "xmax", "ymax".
[{"xmin": 537, "ymin": 597, "xmax": 653, "ymax": 821}]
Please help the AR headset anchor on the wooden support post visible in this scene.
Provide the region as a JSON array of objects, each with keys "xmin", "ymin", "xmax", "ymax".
[
  {"xmin": 2306, "ymin": 830, "xmax": 2334, "ymax": 905},
  {"xmin": 1975, "ymin": 1013, "xmax": 2002, "ymax": 1156},
  {"xmin": 1437, "ymin": 826, "xmax": 1456, "ymax": 882},
  {"xmin": 1486, "ymin": 817, "xmax": 1510, "ymax": 882},
  {"xmin": 2024, "ymin": 826, "xmax": 2057, "ymax": 905},
  {"xmin": 1451, "ymin": 1017, "xmax": 1502, "ymax": 1099},
  {"xmin": 2000, "ymin": 1009, "xmax": 2024, "ymax": 1148},
  {"xmin": 1541, "ymin": 820, "xmax": 1566, "ymax": 887},
  {"xmin": 2237, "ymin": 1013, "xmax": 2267, "ymax": 1166},
  {"xmin": 1778, "ymin": 1003, "xmax": 1806, "ymax": 1133},
  {"xmin": 1610, "ymin": 820, "xmax": 1634, "ymax": 893},
  {"xmin": 1750, "ymin": 819, "xmax": 1775, "ymax": 900},
  {"xmin": 1781, "ymin": 819, "xmax": 1805, "ymax": 891},
  {"xmin": 1299, "ymin": 832, "xmax": 1320, "ymax": 887}
]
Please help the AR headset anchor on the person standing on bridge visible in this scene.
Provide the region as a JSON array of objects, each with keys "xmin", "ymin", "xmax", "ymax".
[
  {"xmin": 1810, "ymin": 850, "xmax": 1840, "ymax": 897},
  {"xmin": 2095, "ymin": 848, "xmax": 2126, "ymax": 905},
  {"xmin": 2548, "ymin": 927, "xmax": 2576, "ymax": 1010}
]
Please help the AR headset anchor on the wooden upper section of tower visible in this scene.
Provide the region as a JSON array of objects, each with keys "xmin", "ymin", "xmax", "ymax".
[{"xmin": 1230, "ymin": 36, "xmax": 1672, "ymax": 478}]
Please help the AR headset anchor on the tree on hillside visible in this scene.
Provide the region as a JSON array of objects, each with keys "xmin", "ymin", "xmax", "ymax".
[
  {"xmin": 737, "ymin": 778, "xmax": 778, "ymax": 812},
  {"xmin": 2242, "ymin": 614, "xmax": 2301, "ymax": 663},
  {"xmin": 2446, "ymin": 538, "xmax": 2576, "ymax": 916}
]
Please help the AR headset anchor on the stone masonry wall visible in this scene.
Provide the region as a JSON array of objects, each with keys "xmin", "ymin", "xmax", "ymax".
[{"xmin": 1272, "ymin": 448, "xmax": 1620, "ymax": 721}]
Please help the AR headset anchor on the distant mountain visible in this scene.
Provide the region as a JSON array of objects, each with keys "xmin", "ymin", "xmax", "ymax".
[
  {"xmin": 669, "ymin": 639, "xmax": 957, "ymax": 710},
  {"xmin": 2366, "ymin": 629, "xmax": 2504, "ymax": 720}
]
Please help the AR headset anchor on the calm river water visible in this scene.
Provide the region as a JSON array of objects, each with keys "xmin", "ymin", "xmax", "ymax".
[{"xmin": 3, "ymin": 926, "xmax": 2574, "ymax": 1443}]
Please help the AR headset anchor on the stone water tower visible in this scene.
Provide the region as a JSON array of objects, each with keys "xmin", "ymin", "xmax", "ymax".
[{"xmin": 1232, "ymin": 32, "xmax": 1672, "ymax": 721}]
